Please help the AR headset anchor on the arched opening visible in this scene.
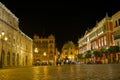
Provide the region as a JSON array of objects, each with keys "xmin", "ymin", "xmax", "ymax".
[
  {"xmin": 7, "ymin": 52, "xmax": 10, "ymax": 66},
  {"xmin": 26, "ymin": 56, "xmax": 28, "ymax": 65},
  {"xmin": 17, "ymin": 54, "xmax": 19, "ymax": 66},
  {"xmin": 1, "ymin": 50, "xmax": 5, "ymax": 65},
  {"xmin": 12, "ymin": 53, "xmax": 15, "ymax": 65}
]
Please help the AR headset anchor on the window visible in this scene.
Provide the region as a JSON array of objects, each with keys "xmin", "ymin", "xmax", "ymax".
[
  {"xmin": 117, "ymin": 41, "xmax": 119, "ymax": 46},
  {"xmin": 12, "ymin": 53, "xmax": 15, "ymax": 65},
  {"xmin": 98, "ymin": 27, "xmax": 104, "ymax": 36},
  {"xmin": 104, "ymin": 36, "xmax": 107, "ymax": 46},
  {"xmin": 1, "ymin": 50, "xmax": 5, "ymax": 65},
  {"xmin": 95, "ymin": 41, "xmax": 98, "ymax": 49},
  {"xmin": 115, "ymin": 20, "xmax": 118, "ymax": 27},
  {"xmin": 65, "ymin": 52, "xmax": 68, "ymax": 55},
  {"xmin": 101, "ymin": 37, "xmax": 104, "ymax": 46},
  {"xmin": 118, "ymin": 19, "xmax": 120, "ymax": 26},
  {"xmin": 50, "ymin": 51, "xmax": 53, "ymax": 54},
  {"xmin": 49, "ymin": 40, "xmax": 53, "ymax": 43},
  {"xmin": 26, "ymin": 56, "xmax": 28, "ymax": 65},
  {"xmin": 7, "ymin": 52, "xmax": 10, "ymax": 65},
  {"xmin": 17, "ymin": 54, "xmax": 19, "ymax": 65},
  {"xmin": 89, "ymin": 32, "xmax": 96, "ymax": 40},
  {"xmin": 112, "ymin": 34, "xmax": 114, "ymax": 43},
  {"xmin": 50, "ymin": 45, "xmax": 52, "ymax": 48},
  {"xmin": 99, "ymin": 39, "xmax": 101, "ymax": 47}
]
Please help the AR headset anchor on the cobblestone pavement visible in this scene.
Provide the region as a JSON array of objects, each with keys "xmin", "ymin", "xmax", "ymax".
[{"xmin": 0, "ymin": 64, "xmax": 120, "ymax": 80}]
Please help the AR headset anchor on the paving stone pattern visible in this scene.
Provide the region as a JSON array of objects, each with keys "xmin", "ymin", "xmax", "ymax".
[{"xmin": 0, "ymin": 64, "xmax": 120, "ymax": 80}]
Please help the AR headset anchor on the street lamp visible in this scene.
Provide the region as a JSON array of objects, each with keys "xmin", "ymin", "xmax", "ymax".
[
  {"xmin": 43, "ymin": 52, "xmax": 47, "ymax": 65},
  {"xmin": 34, "ymin": 48, "xmax": 38, "ymax": 53},
  {"xmin": 43, "ymin": 52, "xmax": 46, "ymax": 56},
  {"xmin": 43, "ymin": 52, "xmax": 46, "ymax": 61},
  {"xmin": 0, "ymin": 31, "xmax": 8, "ymax": 68}
]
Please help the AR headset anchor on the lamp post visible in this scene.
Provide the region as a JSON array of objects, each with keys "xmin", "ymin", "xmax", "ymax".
[
  {"xmin": 0, "ymin": 31, "xmax": 8, "ymax": 68},
  {"xmin": 43, "ymin": 52, "xmax": 46, "ymax": 61},
  {"xmin": 34, "ymin": 48, "xmax": 39, "ymax": 65},
  {"xmin": 34, "ymin": 48, "xmax": 38, "ymax": 53}
]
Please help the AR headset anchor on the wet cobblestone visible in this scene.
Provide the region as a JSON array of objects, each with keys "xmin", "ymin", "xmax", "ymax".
[{"xmin": 0, "ymin": 64, "xmax": 120, "ymax": 80}]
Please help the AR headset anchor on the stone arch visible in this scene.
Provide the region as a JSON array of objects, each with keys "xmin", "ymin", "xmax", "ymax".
[
  {"xmin": 25, "ymin": 56, "xmax": 28, "ymax": 65},
  {"xmin": 12, "ymin": 53, "xmax": 15, "ymax": 65},
  {"xmin": 17, "ymin": 54, "xmax": 19, "ymax": 66},
  {"xmin": 1, "ymin": 50, "xmax": 5, "ymax": 65},
  {"xmin": 7, "ymin": 52, "xmax": 10, "ymax": 66}
]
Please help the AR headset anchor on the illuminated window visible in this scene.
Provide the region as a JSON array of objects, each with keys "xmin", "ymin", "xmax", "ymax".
[
  {"xmin": 99, "ymin": 39, "xmax": 101, "ymax": 47},
  {"xmin": 112, "ymin": 34, "xmax": 114, "ymax": 43},
  {"xmin": 95, "ymin": 41, "xmax": 98, "ymax": 49},
  {"xmin": 93, "ymin": 41, "xmax": 96, "ymax": 49},
  {"xmin": 89, "ymin": 33, "xmax": 96, "ymax": 40},
  {"xmin": 104, "ymin": 36, "xmax": 107, "ymax": 45},
  {"xmin": 101, "ymin": 37, "xmax": 104, "ymax": 46},
  {"xmin": 7, "ymin": 52, "xmax": 10, "ymax": 65},
  {"xmin": 87, "ymin": 37, "xmax": 89, "ymax": 42}
]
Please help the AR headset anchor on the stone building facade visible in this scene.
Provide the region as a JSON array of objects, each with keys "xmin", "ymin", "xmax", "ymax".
[
  {"xmin": 112, "ymin": 11, "xmax": 120, "ymax": 48},
  {"xmin": 0, "ymin": 2, "xmax": 33, "ymax": 68},
  {"xmin": 61, "ymin": 41, "xmax": 77, "ymax": 63},
  {"xmin": 112, "ymin": 11, "xmax": 120, "ymax": 63},
  {"xmin": 78, "ymin": 14, "xmax": 114, "ymax": 54},
  {"xmin": 33, "ymin": 34, "xmax": 55, "ymax": 65}
]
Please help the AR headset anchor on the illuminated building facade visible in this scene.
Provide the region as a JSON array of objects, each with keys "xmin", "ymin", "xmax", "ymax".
[
  {"xmin": 33, "ymin": 34, "xmax": 55, "ymax": 65},
  {"xmin": 61, "ymin": 41, "xmax": 77, "ymax": 62},
  {"xmin": 0, "ymin": 2, "xmax": 33, "ymax": 68},
  {"xmin": 78, "ymin": 14, "xmax": 114, "ymax": 54},
  {"xmin": 112, "ymin": 11, "xmax": 120, "ymax": 49}
]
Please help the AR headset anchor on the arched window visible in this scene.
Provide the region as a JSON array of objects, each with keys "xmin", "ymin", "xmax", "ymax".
[
  {"xmin": 12, "ymin": 53, "xmax": 15, "ymax": 65},
  {"xmin": 118, "ymin": 19, "xmax": 120, "ymax": 26},
  {"xmin": 17, "ymin": 54, "xmax": 19, "ymax": 66},
  {"xmin": 7, "ymin": 52, "xmax": 10, "ymax": 65},
  {"xmin": 50, "ymin": 45, "xmax": 53, "ymax": 48},
  {"xmin": 26, "ymin": 56, "xmax": 28, "ymax": 65},
  {"xmin": 1, "ymin": 50, "xmax": 5, "ymax": 65}
]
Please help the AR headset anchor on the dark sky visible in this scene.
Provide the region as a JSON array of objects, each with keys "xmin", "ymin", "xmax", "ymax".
[{"xmin": 1, "ymin": 0, "xmax": 120, "ymax": 50}]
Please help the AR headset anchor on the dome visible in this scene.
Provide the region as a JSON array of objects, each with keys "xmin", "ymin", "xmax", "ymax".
[{"xmin": 62, "ymin": 41, "xmax": 75, "ymax": 49}]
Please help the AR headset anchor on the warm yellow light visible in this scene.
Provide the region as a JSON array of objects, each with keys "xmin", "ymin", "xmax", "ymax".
[
  {"xmin": 69, "ymin": 56, "xmax": 71, "ymax": 59},
  {"xmin": 34, "ymin": 48, "xmax": 38, "ymax": 53},
  {"xmin": 4, "ymin": 36, "xmax": 8, "ymax": 41},
  {"xmin": 1, "ymin": 31, "xmax": 5, "ymax": 36},
  {"xmin": 43, "ymin": 52, "xmax": 46, "ymax": 56},
  {"xmin": 58, "ymin": 52, "xmax": 60, "ymax": 55}
]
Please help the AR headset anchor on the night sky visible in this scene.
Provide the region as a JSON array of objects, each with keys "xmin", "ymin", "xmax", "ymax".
[{"xmin": 1, "ymin": 0, "xmax": 120, "ymax": 50}]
